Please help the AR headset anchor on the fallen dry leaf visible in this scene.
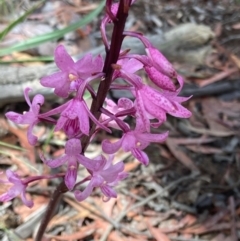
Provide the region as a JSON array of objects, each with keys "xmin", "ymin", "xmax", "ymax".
[
  {"xmin": 185, "ymin": 144, "xmax": 223, "ymax": 154},
  {"xmin": 230, "ymin": 54, "xmax": 240, "ymax": 69},
  {"xmin": 47, "ymin": 221, "xmax": 97, "ymax": 240},
  {"xmin": 195, "ymin": 68, "xmax": 238, "ymax": 87},
  {"xmin": 232, "ymin": 22, "xmax": 240, "ymax": 29},
  {"xmin": 147, "ymin": 221, "xmax": 171, "ymax": 241},
  {"xmin": 166, "ymin": 138, "xmax": 199, "ymax": 173}
]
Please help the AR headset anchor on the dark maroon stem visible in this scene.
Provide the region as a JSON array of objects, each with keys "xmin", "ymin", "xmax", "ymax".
[
  {"xmin": 35, "ymin": 181, "xmax": 68, "ymax": 241},
  {"xmin": 35, "ymin": 1, "xmax": 131, "ymax": 240},
  {"xmin": 81, "ymin": 0, "xmax": 131, "ymax": 150}
]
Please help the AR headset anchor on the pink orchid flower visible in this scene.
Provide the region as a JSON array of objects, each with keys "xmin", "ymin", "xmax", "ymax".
[
  {"xmin": 75, "ymin": 155, "xmax": 127, "ymax": 201},
  {"xmin": 0, "ymin": 170, "xmax": 33, "ymax": 208},
  {"xmin": 102, "ymin": 119, "xmax": 169, "ymax": 165},
  {"xmin": 40, "ymin": 139, "xmax": 95, "ymax": 190},
  {"xmin": 40, "ymin": 96, "xmax": 110, "ymax": 138},
  {"xmin": 100, "ymin": 97, "xmax": 134, "ymax": 129},
  {"xmin": 40, "ymin": 45, "xmax": 104, "ymax": 98},
  {"xmin": 5, "ymin": 88, "xmax": 51, "ymax": 145},
  {"xmin": 135, "ymin": 79, "xmax": 192, "ymax": 132}
]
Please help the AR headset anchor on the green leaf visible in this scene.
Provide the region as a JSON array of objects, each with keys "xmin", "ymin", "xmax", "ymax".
[
  {"xmin": 0, "ymin": 0, "xmax": 105, "ymax": 56},
  {"xmin": 0, "ymin": 1, "xmax": 45, "ymax": 41}
]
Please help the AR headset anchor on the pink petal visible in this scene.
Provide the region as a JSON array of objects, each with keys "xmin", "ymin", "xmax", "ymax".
[
  {"xmin": 121, "ymin": 71, "xmax": 143, "ymax": 88},
  {"xmin": 27, "ymin": 123, "xmax": 38, "ymax": 145},
  {"xmin": 21, "ymin": 111, "xmax": 36, "ymax": 125},
  {"xmin": 21, "ymin": 191, "xmax": 34, "ymax": 208},
  {"xmin": 74, "ymin": 177, "xmax": 102, "ymax": 202},
  {"xmin": 65, "ymin": 139, "xmax": 82, "ymax": 156},
  {"xmin": 135, "ymin": 90, "xmax": 150, "ymax": 132},
  {"xmin": 167, "ymin": 102, "xmax": 192, "ymax": 118},
  {"xmin": 101, "ymin": 162, "xmax": 124, "ymax": 183},
  {"xmin": 131, "ymin": 148, "xmax": 149, "ymax": 165},
  {"xmin": 75, "ymin": 54, "xmax": 103, "ymax": 78},
  {"xmin": 77, "ymin": 102, "xmax": 90, "ymax": 135},
  {"xmin": 65, "ymin": 157, "xmax": 78, "ymax": 190},
  {"xmin": 44, "ymin": 155, "xmax": 68, "ymax": 168},
  {"xmin": 143, "ymin": 97, "xmax": 166, "ymax": 123},
  {"xmin": 121, "ymin": 58, "xmax": 143, "ymax": 73},
  {"xmin": 40, "ymin": 72, "xmax": 67, "ymax": 88},
  {"xmin": 118, "ymin": 98, "xmax": 133, "ymax": 109},
  {"xmin": 23, "ymin": 87, "xmax": 32, "ymax": 107},
  {"xmin": 102, "ymin": 138, "xmax": 123, "ymax": 154},
  {"xmin": 55, "ymin": 116, "xmax": 68, "ymax": 132},
  {"xmin": 121, "ymin": 133, "xmax": 137, "ymax": 152},
  {"xmin": 94, "ymin": 155, "xmax": 107, "ymax": 170},
  {"xmin": 6, "ymin": 170, "xmax": 20, "ymax": 184},
  {"xmin": 39, "ymin": 100, "xmax": 69, "ymax": 118},
  {"xmin": 116, "ymin": 172, "xmax": 128, "ymax": 182},
  {"xmin": 54, "ymin": 79, "xmax": 71, "ymax": 98},
  {"xmin": 0, "ymin": 187, "xmax": 19, "ymax": 202},
  {"xmin": 164, "ymin": 95, "xmax": 192, "ymax": 103},
  {"xmin": 78, "ymin": 155, "xmax": 99, "ymax": 171},
  {"xmin": 145, "ymin": 66, "xmax": 176, "ymax": 91},
  {"xmin": 146, "ymin": 47, "xmax": 176, "ymax": 78},
  {"xmin": 31, "ymin": 94, "xmax": 44, "ymax": 115},
  {"xmin": 5, "ymin": 112, "xmax": 23, "ymax": 124},
  {"xmin": 91, "ymin": 55, "xmax": 104, "ymax": 72},
  {"xmin": 105, "ymin": 98, "xmax": 117, "ymax": 108},
  {"xmin": 55, "ymin": 45, "xmax": 74, "ymax": 71},
  {"xmin": 75, "ymin": 53, "xmax": 92, "ymax": 69},
  {"xmin": 100, "ymin": 185, "xmax": 117, "ymax": 198},
  {"xmin": 141, "ymin": 86, "xmax": 176, "ymax": 112},
  {"xmin": 102, "ymin": 155, "xmax": 114, "ymax": 170},
  {"xmin": 137, "ymin": 131, "xmax": 169, "ymax": 143},
  {"xmin": 0, "ymin": 192, "xmax": 12, "ymax": 202},
  {"xmin": 135, "ymin": 117, "xmax": 148, "ymax": 132}
]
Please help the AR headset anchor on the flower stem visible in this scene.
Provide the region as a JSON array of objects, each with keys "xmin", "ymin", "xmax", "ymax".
[
  {"xmin": 81, "ymin": 0, "xmax": 131, "ymax": 151},
  {"xmin": 35, "ymin": 181, "xmax": 68, "ymax": 241},
  {"xmin": 35, "ymin": 1, "xmax": 130, "ymax": 240}
]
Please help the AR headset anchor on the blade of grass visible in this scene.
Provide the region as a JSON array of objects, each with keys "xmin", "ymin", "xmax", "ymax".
[
  {"xmin": 0, "ymin": 0, "xmax": 45, "ymax": 41},
  {"xmin": 0, "ymin": 140, "xmax": 26, "ymax": 151},
  {"xmin": 0, "ymin": 56, "xmax": 54, "ymax": 64},
  {"xmin": 0, "ymin": 149, "xmax": 40, "ymax": 174},
  {"xmin": 0, "ymin": 0, "xmax": 105, "ymax": 56}
]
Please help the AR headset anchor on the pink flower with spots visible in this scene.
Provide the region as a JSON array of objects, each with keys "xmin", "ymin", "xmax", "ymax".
[
  {"xmin": 135, "ymin": 79, "xmax": 192, "ymax": 132},
  {"xmin": 144, "ymin": 65, "xmax": 176, "ymax": 91},
  {"xmin": 145, "ymin": 47, "xmax": 176, "ymax": 78}
]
